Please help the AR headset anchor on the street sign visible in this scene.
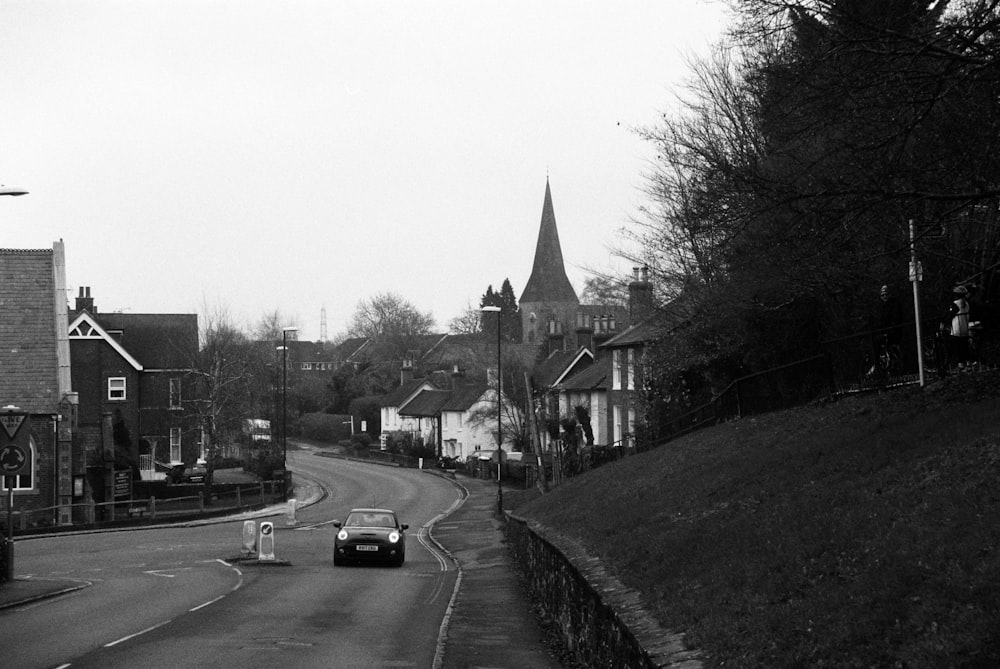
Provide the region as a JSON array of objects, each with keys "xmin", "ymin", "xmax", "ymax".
[
  {"xmin": 258, "ymin": 521, "xmax": 275, "ymax": 561},
  {"xmin": 0, "ymin": 444, "xmax": 28, "ymax": 476},
  {"xmin": 0, "ymin": 408, "xmax": 31, "ymax": 477}
]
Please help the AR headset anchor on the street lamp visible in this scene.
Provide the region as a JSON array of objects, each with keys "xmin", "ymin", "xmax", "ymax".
[
  {"xmin": 481, "ymin": 305, "xmax": 502, "ymax": 513},
  {"xmin": 279, "ymin": 326, "xmax": 298, "ymax": 468}
]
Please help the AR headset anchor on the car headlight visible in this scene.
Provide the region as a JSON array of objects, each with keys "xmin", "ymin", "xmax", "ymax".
[
  {"xmin": 337, "ymin": 529, "xmax": 348, "ymax": 541},
  {"xmin": 388, "ymin": 531, "xmax": 400, "ymax": 544}
]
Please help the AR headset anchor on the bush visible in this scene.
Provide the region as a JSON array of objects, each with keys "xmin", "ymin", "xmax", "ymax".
[{"xmin": 299, "ymin": 413, "xmax": 352, "ymax": 443}]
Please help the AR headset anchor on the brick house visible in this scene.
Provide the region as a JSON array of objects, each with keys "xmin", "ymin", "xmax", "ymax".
[
  {"xmin": 68, "ymin": 288, "xmax": 201, "ymax": 484},
  {"xmin": 0, "ymin": 243, "xmax": 77, "ymax": 527}
]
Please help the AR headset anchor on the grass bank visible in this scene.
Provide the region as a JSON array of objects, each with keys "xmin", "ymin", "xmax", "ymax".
[{"xmin": 510, "ymin": 372, "xmax": 1000, "ymax": 667}]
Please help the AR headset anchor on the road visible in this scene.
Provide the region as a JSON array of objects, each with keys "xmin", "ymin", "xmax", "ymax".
[{"xmin": 2, "ymin": 449, "xmax": 462, "ymax": 669}]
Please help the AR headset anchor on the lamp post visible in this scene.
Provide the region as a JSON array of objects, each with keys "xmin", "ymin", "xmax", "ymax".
[
  {"xmin": 1, "ymin": 187, "xmax": 27, "ymax": 580},
  {"xmin": 279, "ymin": 326, "xmax": 298, "ymax": 468},
  {"xmin": 481, "ymin": 305, "xmax": 502, "ymax": 513}
]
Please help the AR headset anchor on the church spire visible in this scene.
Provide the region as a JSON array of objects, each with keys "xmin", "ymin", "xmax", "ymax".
[{"xmin": 519, "ymin": 179, "xmax": 579, "ymax": 305}]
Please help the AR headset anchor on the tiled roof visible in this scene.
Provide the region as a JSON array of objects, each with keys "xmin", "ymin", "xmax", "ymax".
[
  {"xmin": 532, "ymin": 346, "xmax": 593, "ymax": 388},
  {"xmin": 441, "ymin": 383, "xmax": 490, "ymax": 411},
  {"xmin": 0, "ymin": 248, "xmax": 61, "ymax": 413},
  {"xmin": 383, "ymin": 378, "xmax": 433, "ymax": 407},
  {"xmin": 93, "ymin": 312, "xmax": 198, "ymax": 368},
  {"xmin": 601, "ymin": 321, "xmax": 662, "ymax": 349},
  {"xmin": 558, "ymin": 361, "xmax": 607, "ymax": 392},
  {"xmin": 399, "ymin": 389, "xmax": 451, "ymax": 417}
]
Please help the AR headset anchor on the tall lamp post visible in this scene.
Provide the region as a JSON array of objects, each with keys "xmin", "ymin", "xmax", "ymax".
[
  {"xmin": 481, "ymin": 305, "xmax": 502, "ymax": 513},
  {"xmin": 279, "ymin": 326, "xmax": 298, "ymax": 468},
  {"xmin": 1, "ymin": 186, "xmax": 27, "ymax": 581}
]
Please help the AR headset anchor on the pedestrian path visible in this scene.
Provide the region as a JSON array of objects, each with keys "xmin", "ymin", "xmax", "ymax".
[{"xmin": 431, "ymin": 472, "xmax": 562, "ymax": 669}]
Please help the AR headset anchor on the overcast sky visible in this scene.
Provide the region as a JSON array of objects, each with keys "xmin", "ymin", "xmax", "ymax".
[{"xmin": 0, "ymin": 0, "xmax": 728, "ymax": 342}]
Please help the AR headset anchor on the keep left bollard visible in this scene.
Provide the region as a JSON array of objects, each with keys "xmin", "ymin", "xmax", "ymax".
[
  {"xmin": 241, "ymin": 520, "xmax": 257, "ymax": 557},
  {"xmin": 286, "ymin": 498, "xmax": 297, "ymax": 527},
  {"xmin": 258, "ymin": 522, "xmax": 275, "ymax": 561}
]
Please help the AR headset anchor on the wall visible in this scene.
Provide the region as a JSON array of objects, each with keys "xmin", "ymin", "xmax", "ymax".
[{"xmin": 504, "ymin": 513, "xmax": 703, "ymax": 669}]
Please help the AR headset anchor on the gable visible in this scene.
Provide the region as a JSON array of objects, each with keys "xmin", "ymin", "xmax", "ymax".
[{"xmin": 68, "ymin": 313, "xmax": 143, "ymax": 370}]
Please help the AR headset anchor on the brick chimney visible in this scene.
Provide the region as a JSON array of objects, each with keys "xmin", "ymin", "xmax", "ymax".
[
  {"xmin": 628, "ymin": 266, "xmax": 654, "ymax": 323},
  {"xmin": 450, "ymin": 364, "xmax": 465, "ymax": 390},
  {"xmin": 575, "ymin": 311, "xmax": 594, "ymax": 352},
  {"xmin": 593, "ymin": 314, "xmax": 617, "ymax": 346},
  {"xmin": 75, "ymin": 286, "xmax": 95, "ymax": 314},
  {"xmin": 400, "ymin": 358, "xmax": 414, "ymax": 386}
]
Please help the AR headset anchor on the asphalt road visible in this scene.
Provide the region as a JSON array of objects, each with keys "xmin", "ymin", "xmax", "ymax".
[{"xmin": 3, "ymin": 450, "xmax": 462, "ymax": 669}]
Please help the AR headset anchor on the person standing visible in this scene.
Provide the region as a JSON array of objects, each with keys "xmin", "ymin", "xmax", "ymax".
[{"xmin": 948, "ymin": 285, "xmax": 971, "ymax": 370}]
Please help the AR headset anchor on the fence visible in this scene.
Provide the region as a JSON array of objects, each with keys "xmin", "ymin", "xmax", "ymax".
[
  {"xmin": 3, "ymin": 480, "xmax": 286, "ymax": 536},
  {"xmin": 649, "ymin": 318, "xmax": 997, "ymax": 448}
]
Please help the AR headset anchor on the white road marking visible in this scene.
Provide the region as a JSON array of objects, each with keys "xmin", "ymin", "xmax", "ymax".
[{"xmin": 105, "ymin": 619, "xmax": 172, "ymax": 647}]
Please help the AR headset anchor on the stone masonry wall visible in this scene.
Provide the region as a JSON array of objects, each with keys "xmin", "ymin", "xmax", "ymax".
[{"xmin": 504, "ymin": 513, "xmax": 703, "ymax": 669}]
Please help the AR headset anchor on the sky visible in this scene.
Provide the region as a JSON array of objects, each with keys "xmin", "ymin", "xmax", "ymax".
[{"xmin": 0, "ymin": 0, "xmax": 729, "ymax": 342}]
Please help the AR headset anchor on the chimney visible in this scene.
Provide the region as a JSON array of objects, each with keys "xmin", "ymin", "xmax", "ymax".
[
  {"xmin": 628, "ymin": 266, "xmax": 654, "ymax": 323},
  {"xmin": 400, "ymin": 358, "xmax": 414, "ymax": 386},
  {"xmin": 76, "ymin": 286, "xmax": 95, "ymax": 314},
  {"xmin": 593, "ymin": 314, "xmax": 618, "ymax": 345},
  {"xmin": 575, "ymin": 311, "xmax": 594, "ymax": 352},
  {"xmin": 450, "ymin": 364, "xmax": 465, "ymax": 390}
]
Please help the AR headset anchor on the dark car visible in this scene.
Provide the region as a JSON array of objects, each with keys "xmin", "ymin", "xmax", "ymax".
[
  {"xmin": 167, "ymin": 463, "xmax": 206, "ymax": 484},
  {"xmin": 332, "ymin": 508, "xmax": 408, "ymax": 567}
]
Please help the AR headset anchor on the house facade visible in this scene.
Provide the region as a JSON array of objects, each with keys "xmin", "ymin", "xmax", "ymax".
[
  {"xmin": 0, "ymin": 243, "xmax": 77, "ymax": 528},
  {"xmin": 69, "ymin": 288, "xmax": 201, "ymax": 483}
]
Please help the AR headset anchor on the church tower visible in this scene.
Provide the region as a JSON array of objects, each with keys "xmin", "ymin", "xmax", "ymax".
[{"xmin": 519, "ymin": 179, "xmax": 580, "ymax": 345}]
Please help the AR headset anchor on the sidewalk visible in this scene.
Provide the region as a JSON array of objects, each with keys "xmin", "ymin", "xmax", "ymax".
[{"xmin": 432, "ymin": 472, "xmax": 562, "ymax": 669}]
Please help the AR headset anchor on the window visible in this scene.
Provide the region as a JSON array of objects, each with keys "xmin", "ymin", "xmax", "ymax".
[
  {"xmin": 612, "ymin": 350, "xmax": 622, "ymax": 390},
  {"xmin": 108, "ymin": 377, "xmax": 126, "ymax": 401},
  {"xmin": 169, "ymin": 378, "xmax": 182, "ymax": 409},
  {"xmin": 170, "ymin": 427, "xmax": 182, "ymax": 462},
  {"xmin": 301, "ymin": 363, "xmax": 312, "ymax": 371},
  {"xmin": 443, "ymin": 413, "xmax": 449, "ymax": 428},
  {"xmin": 627, "ymin": 407, "xmax": 636, "ymax": 448},
  {"xmin": 627, "ymin": 349, "xmax": 636, "ymax": 390},
  {"xmin": 3, "ymin": 439, "xmax": 34, "ymax": 491}
]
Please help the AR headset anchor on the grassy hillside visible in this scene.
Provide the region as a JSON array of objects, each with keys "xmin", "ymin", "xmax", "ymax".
[{"xmin": 510, "ymin": 372, "xmax": 1000, "ymax": 668}]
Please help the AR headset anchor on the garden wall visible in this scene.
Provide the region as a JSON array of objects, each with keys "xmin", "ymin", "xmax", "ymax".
[{"xmin": 504, "ymin": 513, "xmax": 703, "ymax": 669}]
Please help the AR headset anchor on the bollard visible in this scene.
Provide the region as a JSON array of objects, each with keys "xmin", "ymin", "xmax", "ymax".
[
  {"xmin": 241, "ymin": 520, "xmax": 257, "ymax": 556},
  {"xmin": 258, "ymin": 521, "xmax": 275, "ymax": 561},
  {"xmin": 286, "ymin": 498, "xmax": 297, "ymax": 526}
]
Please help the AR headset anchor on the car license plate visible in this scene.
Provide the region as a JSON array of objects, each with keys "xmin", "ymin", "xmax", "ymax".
[{"xmin": 356, "ymin": 545, "xmax": 379, "ymax": 552}]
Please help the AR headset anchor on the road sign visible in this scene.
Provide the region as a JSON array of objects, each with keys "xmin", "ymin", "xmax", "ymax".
[
  {"xmin": 0, "ymin": 444, "xmax": 28, "ymax": 476},
  {"xmin": 258, "ymin": 521, "xmax": 275, "ymax": 561}
]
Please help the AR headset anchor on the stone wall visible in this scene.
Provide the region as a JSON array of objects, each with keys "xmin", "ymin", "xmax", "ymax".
[{"xmin": 504, "ymin": 513, "xmax": 703, "ymax": 669}]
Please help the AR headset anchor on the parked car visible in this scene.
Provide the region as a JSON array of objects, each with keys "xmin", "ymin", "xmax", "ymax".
[
  {"xmin": 166, "ymin": 463, "xmax": 206, "ymax": 485},
  {"xmin": 332, "ymin": 508, "xmax": 408, "ymax": 567}
]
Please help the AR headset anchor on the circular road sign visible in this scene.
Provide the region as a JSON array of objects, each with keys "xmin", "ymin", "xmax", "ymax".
[{"xmin": 0, "ymin": 444, "xmax": 28, "ymax": 475}]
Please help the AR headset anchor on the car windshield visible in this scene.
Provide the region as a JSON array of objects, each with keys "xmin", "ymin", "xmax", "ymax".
[{"xmin": 346, "ymin": 512, "xmax": 396, "ymax": 528}]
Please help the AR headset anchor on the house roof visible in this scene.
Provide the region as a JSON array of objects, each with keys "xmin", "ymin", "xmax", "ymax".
[
  {"xmin": 532, "ymin": 346, "xmax": 593, "ymax": 388},
  {"xmin": 441, "ymin": 383, "xmax": 490, "ymax": 412},
  {"xmin": 601, "ymin": 320, "xmax": 661, "ymax": 349},
  {"xmin": 383, "ymin": 378, "xmax": 434, "ymax": 408},
  {"xmin": 557, "ymin": 360, "xmax": 608, "ymax": 392},
  {"xmin": 399, "ymin": 389, "xmax": 452, "ymax": 417},
  {"xmin": 519, "ymin": 180, "xmax": 579, "ymax": 306},
  {"xmin": 0, "ymin": 247, "xmax": 63, "ymax": 413},
  {"xmin": 89, "ymin": 311, "xmax": 199, "ymax": 368}
]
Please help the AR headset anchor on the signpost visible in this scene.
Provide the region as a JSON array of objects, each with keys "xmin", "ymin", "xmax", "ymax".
[{"xmin": 0, "ymin": 407, "xmax": 30, "ymax": 582}]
